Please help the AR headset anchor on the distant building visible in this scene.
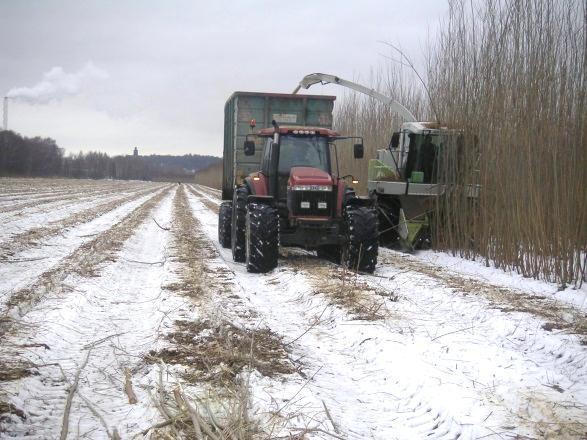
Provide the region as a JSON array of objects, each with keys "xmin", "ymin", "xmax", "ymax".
[{"xmin": 133, "ymin": 147, "xmax": 139, "ymax": 157}]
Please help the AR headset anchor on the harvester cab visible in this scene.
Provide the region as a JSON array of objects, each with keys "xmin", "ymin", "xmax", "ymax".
[
  {"xmin": 218, "ymin": 92, "xmax": 379, "ymax": 274},
  {"xmin": 372, "ymin": 122, "xmax": 454, "ymax": 249}
]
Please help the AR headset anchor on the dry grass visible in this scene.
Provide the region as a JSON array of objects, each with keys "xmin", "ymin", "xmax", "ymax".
[
  {"xmin": 147, "ymin": 186, "xmax": 298, "ymax": 439},
  {"xmin": 143, "ymin": 364, "xmax": 257, "ymax": 440},
  {"xmin": 0, "ymin": 401, "xmax": 26, "ymax": 423},
  {"xmin": 147, "ymin": 319, "xmax": 294, "ymax": 384},
  {"xmin": 283, "ymin": 250, "xmax": 399, "ymax": 320}
]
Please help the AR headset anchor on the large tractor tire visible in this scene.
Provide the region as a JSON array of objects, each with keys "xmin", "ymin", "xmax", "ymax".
[
  {"xmin": 245, "ymin": 202, "xmax": 279, "ymax": 273},
  {"xmin": 218, "ymin": 201, "xmax": 232, "ymax": 248},
  {"xmin": 343, "ymin": 205, "xmax": 379, "ymax": 273},
  {"xmin": 231, "ymin": 186, "xmax": 249, "ymax": 262}
]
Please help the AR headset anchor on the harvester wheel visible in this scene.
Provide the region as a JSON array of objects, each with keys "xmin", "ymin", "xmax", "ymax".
[
  {"xmin": 231, "ymin": 186, "xmax": 249, "ymax": 262},
  {"xmin": 218, "ymin": 201, "xmax": 232, "ymax": 248},
  {"xmin": 245, "ymin": 203, "xmax": 279, "ymax": 273},
  {"xmin": 343, "ymin": 206, "xmax": 379, "ymax": 273}
]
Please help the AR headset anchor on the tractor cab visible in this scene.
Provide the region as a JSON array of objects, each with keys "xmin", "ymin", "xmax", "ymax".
[{"xmin": 247, "ymin": 126, "xmax": 339, "ymax": 218}]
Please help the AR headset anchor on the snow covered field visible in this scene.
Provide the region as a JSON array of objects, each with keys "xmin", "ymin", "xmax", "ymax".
[{"xmin": 0, "ymin": 178, "xmax": 585, "ymax": 439}]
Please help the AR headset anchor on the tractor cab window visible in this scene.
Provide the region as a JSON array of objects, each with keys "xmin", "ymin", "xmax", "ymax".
[{"xmin": 278, "ymin": 135, "xmax": 329, "ymax": 175}]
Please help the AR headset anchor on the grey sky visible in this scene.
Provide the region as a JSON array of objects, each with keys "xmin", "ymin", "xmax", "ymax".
[{"xmin": 0, "ymin": 0, "xmax": 447, "ymax": 157}]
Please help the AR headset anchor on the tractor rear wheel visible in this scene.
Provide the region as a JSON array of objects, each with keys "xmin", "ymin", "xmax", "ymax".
[
  {"xmin": 343, "ymin": 206, "xmax": 379, "ymax": 273},
  {"xmin": 246, "ymin": 202, "xmax": 279, "ymax": 273},
  {"xmin": 231, "ymin": 186, "xmax": 249, "ymax": 262},
  {"xmin": 218, "ymin": 201, "xmax": 232, "ymax": 248}
]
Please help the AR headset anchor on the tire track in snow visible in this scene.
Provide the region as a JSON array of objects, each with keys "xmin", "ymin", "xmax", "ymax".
[
  {"xmin": 0, "ymin": 187, "xmax": 183, "ymax": 438},
  {"xmin": 187, "ymin": 184, "xmax": 587, "ymax": 334},
  {"xmin": 379, "ymin": 250, "xmax": 587, "ymax": 338},
  {"xmin": 139, "ymin": 185, "xmax": 295, "ymax": 438},
  {"xmin": 185, "ymin": 189, "xmax": 587, "ymax": 439},
  {"xmin": 184, "ymin": 189, "xmax": 469, "ymax": 439}
]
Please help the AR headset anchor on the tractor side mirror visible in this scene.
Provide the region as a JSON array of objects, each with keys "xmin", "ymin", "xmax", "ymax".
[
  {"xmin": 390, "ymin": 132, "xmax": 400, "ymax": 149},
  {"xmin": 244, "ymin": 140, "xmax": 255, "ymax": 156},
  {"xmin": 353, "ymin": 143, "xmax": 364, "ymax": 159}
]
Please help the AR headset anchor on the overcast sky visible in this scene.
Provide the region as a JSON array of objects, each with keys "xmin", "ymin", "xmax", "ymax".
[{"xmin": 0, "ymin": 0, "xmax": 447, "ymax": 157}]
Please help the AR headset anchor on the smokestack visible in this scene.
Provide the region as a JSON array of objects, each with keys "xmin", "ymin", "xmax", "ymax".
[{"xmin": 2, "ymin": 97, "xmax": 7, "ymax": 131}]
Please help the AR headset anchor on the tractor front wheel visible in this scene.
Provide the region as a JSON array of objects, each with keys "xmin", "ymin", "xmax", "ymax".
[
  {"xmin": 343, "ymin": 206, "xmax": 379, "ymax": 273},
  {"xmin": 245, "ymin": 202, "xmax": 279, "ymax": 273}
]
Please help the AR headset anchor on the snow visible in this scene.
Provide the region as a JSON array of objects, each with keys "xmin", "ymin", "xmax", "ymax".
[
  {"xmin": 185, "ymin": 185, "xmax": 587, "ymax": 439},
  {"xmin": 0, "ymin": 190, "xmax": 138, "ymax": 242},
  {"xmin": 0, "ymin": 188, "xmax": 164, "ymax": 312},
  {"xmin": 0, "ymin": 180, "xmax": 585, "ymax": 439},
  {"xmin": 415, "ymin": 249, "xmax": 587, "ymax": 311},
  {"xmin": 2, "ymin": 189, "xmax": 186, "ymax": 437}
]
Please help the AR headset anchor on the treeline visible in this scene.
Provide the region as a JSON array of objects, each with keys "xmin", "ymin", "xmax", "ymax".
[
  {"xmin": 0, "ymin": 131, "xmax": 64, "ymax": 176},
  {"xmin": 0, "ymin": 130, "xmax": 221, "ymax": 181}
]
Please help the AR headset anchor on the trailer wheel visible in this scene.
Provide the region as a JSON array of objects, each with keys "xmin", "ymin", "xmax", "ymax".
[
  {"xmin": 246, "ymin": 202, "xmax": 279, "ymax": 273},
  {"xmin": 231, "ymin": 186, "xmax": 249, "ymax": 262},
  {"xmin": 343, "ymin": 206, "xmax": 379, "ymax": 273},
  {"xmin": 218, "ymin": 201, "xmax": 232, "ymax": 248}
]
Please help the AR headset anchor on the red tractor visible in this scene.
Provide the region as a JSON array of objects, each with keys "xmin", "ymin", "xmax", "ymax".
[{"xmin": 218, "ymin": 121, "xmax": 379, "ymax": 273}]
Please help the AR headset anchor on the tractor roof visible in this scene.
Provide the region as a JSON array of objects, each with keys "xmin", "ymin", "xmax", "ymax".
[{"xmin": 257, "ymin": 126, "xmax": 340, "ymax": 137}]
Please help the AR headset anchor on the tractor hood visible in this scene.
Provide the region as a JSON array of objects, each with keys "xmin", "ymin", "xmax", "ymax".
[{"xmin": 288, "ymin": 167, "xmax": 333, "ymax": 187}]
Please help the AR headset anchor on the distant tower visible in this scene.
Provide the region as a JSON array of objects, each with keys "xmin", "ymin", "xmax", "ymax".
[{"xmin": 133, "ymin": 147, "xmax": 139, "ymax": 156}]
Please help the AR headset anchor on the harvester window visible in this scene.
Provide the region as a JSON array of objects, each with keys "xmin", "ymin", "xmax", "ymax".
[{"xmin": 405, "ymin": 133, "xmax": 440, "ymax": 183}]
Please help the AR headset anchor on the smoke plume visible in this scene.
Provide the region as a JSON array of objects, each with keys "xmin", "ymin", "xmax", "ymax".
[{"xmin": 7, "ymin": 62, "xmax": 108, "ymax": 103}]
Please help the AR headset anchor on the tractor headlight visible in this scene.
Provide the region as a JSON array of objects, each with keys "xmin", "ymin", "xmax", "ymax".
[
  {"xmin": 289, "ymin": 185, "xmax": 332, "ymax": 192},
  {"xmin": 300, "ymin": 201, "xmax": 310, "ymax": 209},
  {"xmin": 317, "ymin": 202, "xmax": 327, "ymax": 209}
]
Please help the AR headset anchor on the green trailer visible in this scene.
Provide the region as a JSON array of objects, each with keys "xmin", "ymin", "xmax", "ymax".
[{"xmin": 222, "ymin": 92, "xmax": 335, "ymax": 201}]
